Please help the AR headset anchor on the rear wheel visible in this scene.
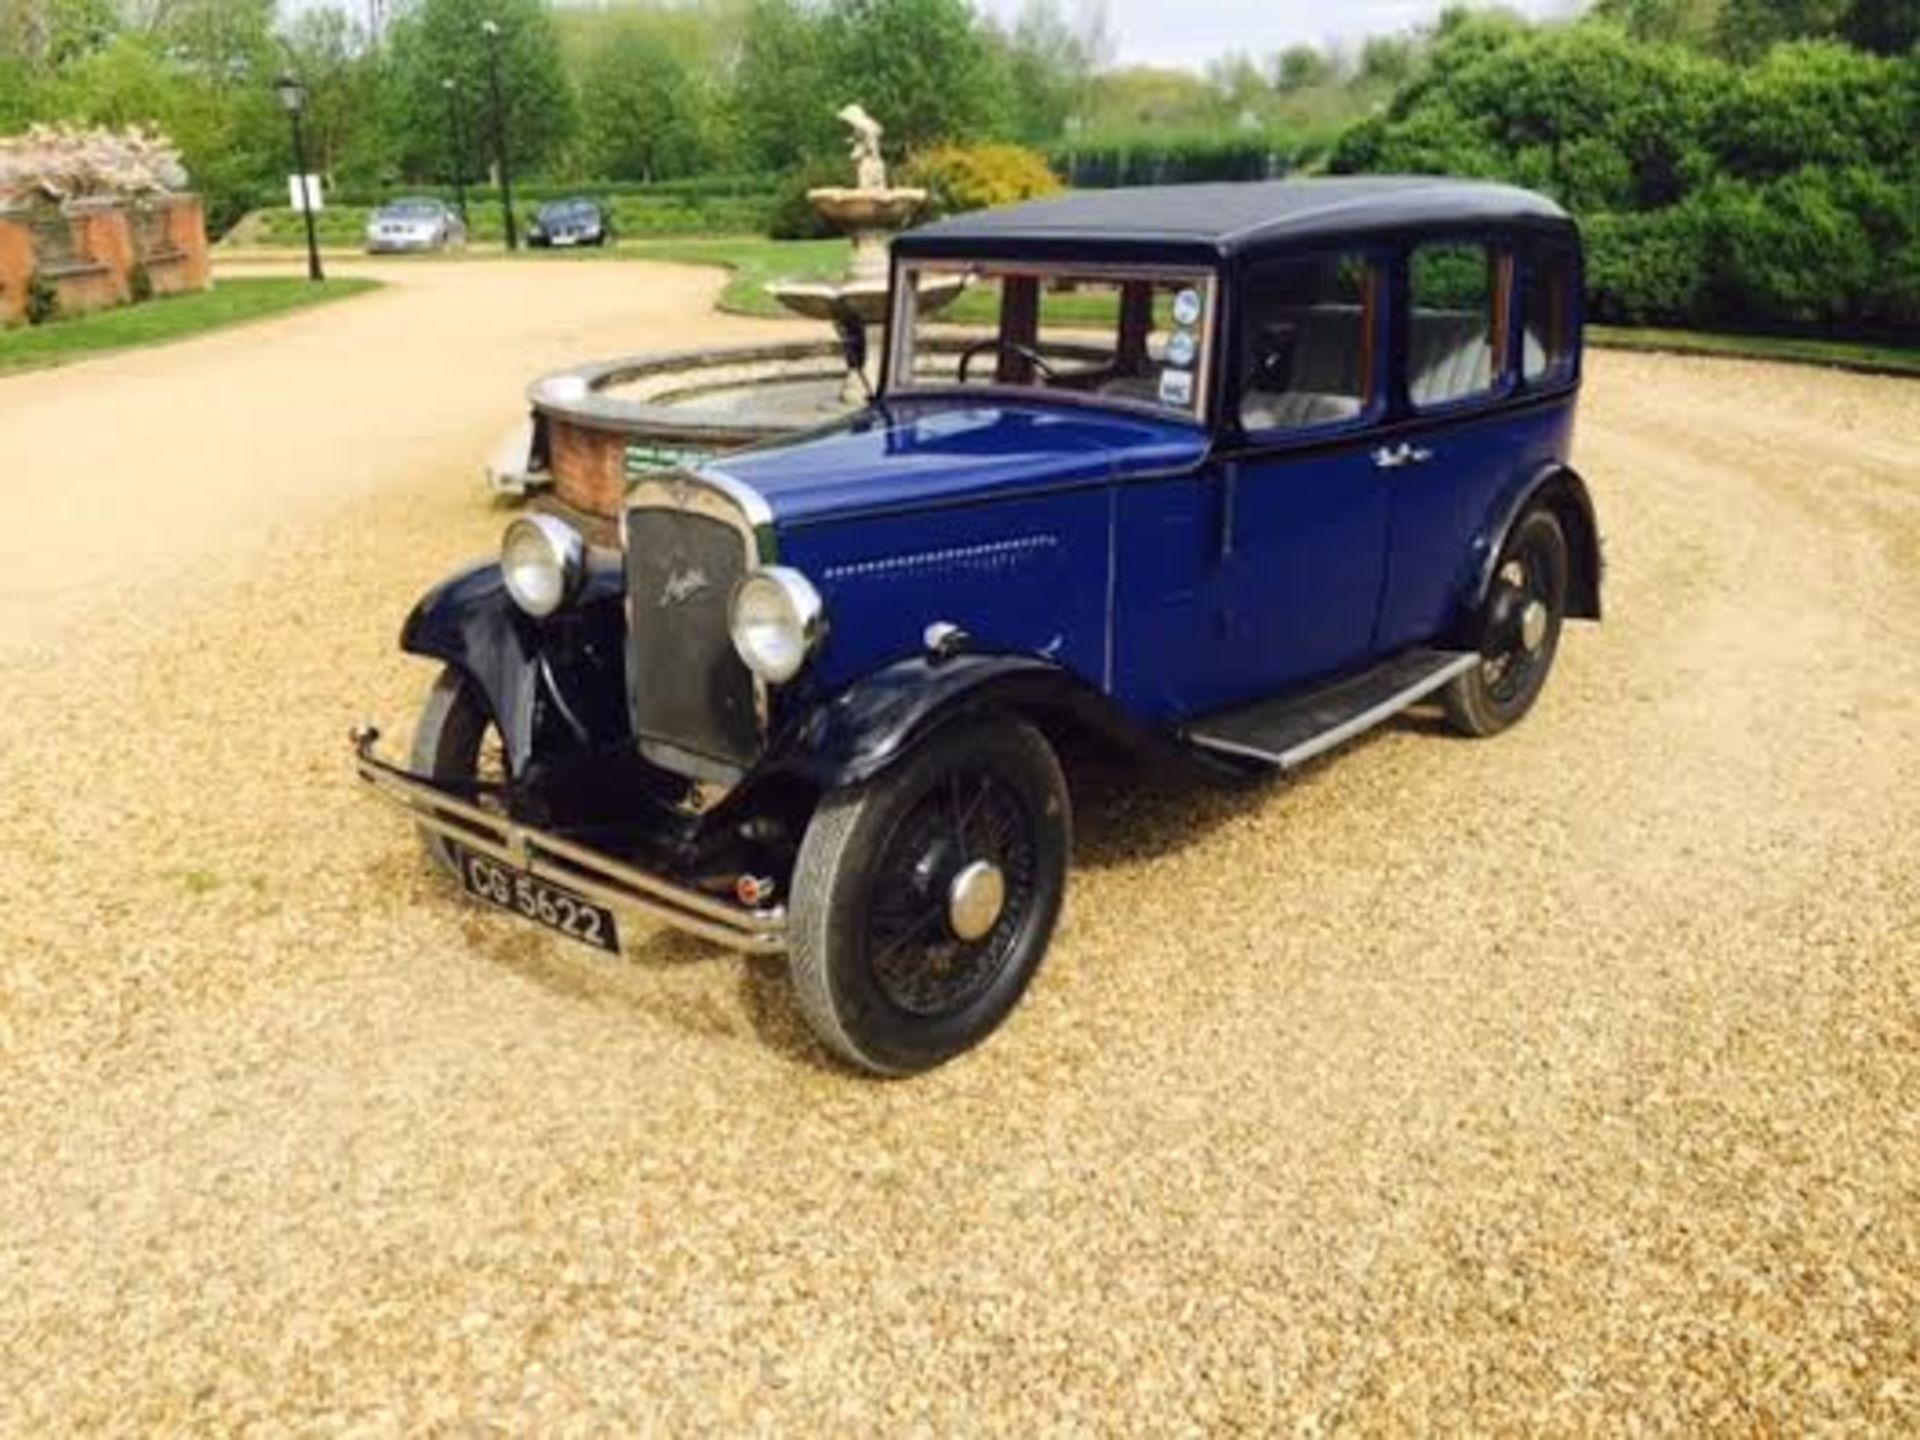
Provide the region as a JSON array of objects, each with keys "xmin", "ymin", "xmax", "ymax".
[
  {"xmin": 1444, "ymin": 508, "xmax": 1569, "ymax": 737},
  {"xmin": 788, "ymin": 718, "xmax": 1071, "ymax": 1075},
  {"xmin": 409, "ymin": 666, "xmax": 508, "ymax": 875}
]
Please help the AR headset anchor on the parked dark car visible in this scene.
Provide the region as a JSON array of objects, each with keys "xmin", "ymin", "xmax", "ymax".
[
  {"xmin": 364, "ymin": 197, "xmax": 466, "ymax": 254},
  {"xmin": 527, "ymin": 198, "xmax": 614, "ymax": 248},
  {"xmin": 353, "ymin": 178, "xmax": 1602, "ymax": 1075}
]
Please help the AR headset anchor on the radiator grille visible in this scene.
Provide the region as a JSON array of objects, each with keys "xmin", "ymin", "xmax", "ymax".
[{"xmin": 624, "ymin": 503, "xmax": 759, "ymax": 776}]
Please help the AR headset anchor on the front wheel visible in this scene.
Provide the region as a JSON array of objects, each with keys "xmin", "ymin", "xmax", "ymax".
[
  {"xmin": 409, "ymin": 666, "xmax": 507, "ymax": 875},
  {"xmin": 788, "ymin": 718, "xmax": 1071, "ymax": 1075},
  {"xmin": 1444, "ymin": 507, "xmax": 1569, "ymax": 737}
]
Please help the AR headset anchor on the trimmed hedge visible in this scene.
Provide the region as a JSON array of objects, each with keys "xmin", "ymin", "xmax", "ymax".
[
  {"xmin": 1330, "ymin": 23, "xmax": 1920, "ymax": 334},
  {"xmin": 249, "ymin": 193, "xmax": 770, "ymax": 246},
  {"xmin": 261, "ymin": 173, "xmax": 779, "ymax": 212},
  {"xmin": 1046, "ymin": 134, "xmax": 1297, "ymax": 188}
]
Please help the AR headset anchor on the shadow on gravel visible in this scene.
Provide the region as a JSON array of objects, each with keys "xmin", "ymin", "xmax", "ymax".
[
  {"xmin": 1061, "ymin": 711, "xmax": 1433, "ymax": 871},
  {"xmin": 737, "ymin": 955, "xmax": 845, "ymax": 1075}
]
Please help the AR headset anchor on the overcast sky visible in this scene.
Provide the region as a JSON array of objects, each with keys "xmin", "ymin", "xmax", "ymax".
[{"xmin": 972, "ymin": 0, "xmax": 1571, "ymax": 70}]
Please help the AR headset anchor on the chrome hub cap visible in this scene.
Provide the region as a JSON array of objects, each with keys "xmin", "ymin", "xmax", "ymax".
[
  {"xmin": 1520, "ymin": 598, "xmax": 1549, "ymax": 653},
  {"xmin": 946, "ymin": 859, "xmax": 1006, "ymax": 943}
]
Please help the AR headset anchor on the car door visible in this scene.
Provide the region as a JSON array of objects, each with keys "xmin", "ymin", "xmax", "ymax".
[
  {"xmin": 1372, "ymin": 237, "xmax": 1521, "ymax": 650},
  {"xmin": 1112, "ymin": 249, "xmax": 1392, "ymax": 721}
]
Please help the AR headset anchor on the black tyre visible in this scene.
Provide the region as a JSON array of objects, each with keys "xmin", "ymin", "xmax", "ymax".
[
  {"xmin": 788, "ymin": 718, "xmax": 1071, "ymax": 1075},
  {"xmin": 1444, "ymin": 507, "xmax": 1570, "ymax": 737},
  {"xmin": 408, "ymin": 666, "xmax": 507, "ymax": 875}
]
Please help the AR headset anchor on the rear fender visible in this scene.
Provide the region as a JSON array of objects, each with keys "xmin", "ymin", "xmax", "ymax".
[{"xmin": 1455, "ymin": 461, "xmax": 1603, "ymax": 647}]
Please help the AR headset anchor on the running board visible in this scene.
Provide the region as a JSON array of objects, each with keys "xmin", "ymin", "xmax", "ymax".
[{"xmin": 1183, "ymin": 648, "xmax": 1478, "ymax": 770}]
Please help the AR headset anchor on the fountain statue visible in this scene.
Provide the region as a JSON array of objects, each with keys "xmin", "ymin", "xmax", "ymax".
[{"xmin": 766, "ymin": 104, "xmax": 965, "ymax": 402}]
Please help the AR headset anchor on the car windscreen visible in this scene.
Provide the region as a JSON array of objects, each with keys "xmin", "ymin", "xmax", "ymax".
[
  {"xmin": 538, "ymin": 201, "xmax": 597, "ymax": 223},
  {"xmin": 379, "ymin": 201, "xmax": 440, "ymax": 221},
  {"xmin": 889, "ymin": 260, "xmax": 1217, "ymax": 423}
]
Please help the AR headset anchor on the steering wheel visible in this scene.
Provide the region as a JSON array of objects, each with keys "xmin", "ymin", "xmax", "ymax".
[{"xmin": 957, "ymin": 338, "xmax": 1060, "ymax": 385}]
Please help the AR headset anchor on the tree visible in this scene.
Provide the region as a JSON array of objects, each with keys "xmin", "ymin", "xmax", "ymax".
[
  {"xmin": 817, "ymin": 0, "xmax": 1012, "ymax": 158},
  {"xmin": 729, "ymin": 0, "xmax": 836, "ymax": 170},
  {"xmin": 1273, "ymin": 43, "xmax": 1334, "ymax": 93},
  {"xmin": 1590, "ymin": 0, "xmax": 1725, "ymax": 48},
  {"xmin": 579, "ymin": 25, "xmax": 709, "ymax": 180},
  {"xmin": 1714, "ymin": 0, "xmax": 1849, "ymax": 58},
  {"xmin": 121, "ymin": 0, "xmax": 278, "ymax": 77},
  {"xmin": 385, "ymin": 0, "xmax": 575, "ymax": 182},
  {"xmin": 1840, "ymin": 0, "xmax": 1920, "ymax": 53},
  {"xmin": 1082, "ymin": 65, "xmax": 1219, "ymax": 129},
  {"xmin": 0, "ymin": 0, "xmax": 119, "ymax": 74},
  {"xmin": 280, "ymin": 7, "xmax": 396, "ymax": 189},
  {"xmin": 1355, "ymin": 34, "xmax": 1419, "ymax": 88},
  {"xmin": 0, "ymin": 56, "xmax": 40, "ymax": 127},
  {"xmin": 997, "ymin": 0, "xmax": 1107, "ymax": 141},
  {"xmin": 40, "ymin": 34, "xmax": 280, "ymax": 229}
]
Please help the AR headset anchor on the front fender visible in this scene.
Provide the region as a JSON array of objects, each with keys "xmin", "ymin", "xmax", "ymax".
[
  {"xmin": 768, "ymin": 651, "xmax": 1175, "ymax": 791},
  {"xmin": 400, "ymin": 554, "xmax": 626, "ymax": 771}
]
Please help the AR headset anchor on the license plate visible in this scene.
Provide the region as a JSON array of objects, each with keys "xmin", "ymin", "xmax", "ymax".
[
  {"xmin": 453, "ymin": 846, "xmax": 620, "ymax": 953},
  {"xmin": 551, "ymin": 234, "xmax": 576, "ymax": 247}
]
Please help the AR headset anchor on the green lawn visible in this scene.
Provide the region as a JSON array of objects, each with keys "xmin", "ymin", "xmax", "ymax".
[
  {"xmin": 620, "ymin": 237, "xmax": 848, "ymax": 315},
  {"xmin": 0, "ymin": 277, "xmax": 380, "ymax": 376},
  {"xmin": 1587, "ymin": 325, "xmax": 1919, "ymax": 377}
]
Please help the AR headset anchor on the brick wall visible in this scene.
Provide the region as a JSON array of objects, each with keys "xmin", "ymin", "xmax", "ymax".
[
  {"xmin": 0, "ymin": 213, "xmax": 31, "ymax": 325},
  {"xmin": 0, "ymin": 194, "xmax": 211, "ymax": 326}
]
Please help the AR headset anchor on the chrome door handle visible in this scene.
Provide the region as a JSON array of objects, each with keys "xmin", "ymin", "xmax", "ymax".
[{"xmin": 1371, "ymin": 443, "xmax": 1435, "ymax": 470}]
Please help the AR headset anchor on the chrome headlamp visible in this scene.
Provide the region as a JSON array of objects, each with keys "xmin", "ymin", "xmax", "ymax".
[
  {"xmin": 500, "ymin": 514, "xmax": 586, "ymax": 618},
  {"xmin": 729, "ymin": 567, "xmax": 825, "ymax": 683}
]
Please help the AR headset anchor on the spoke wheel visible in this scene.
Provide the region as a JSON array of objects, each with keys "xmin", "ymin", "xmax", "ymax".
[
  {"xmin": 410, "ymin": 666, "xmax": 509, "ymax": 875},
  {"xmin": 789, "ymin": 718, "xmax": 1071, "ymax": 1075},
  {"xmin": 1443, "ymin": 508, "xmax": 1569, "ymax": 738},
  {"xmin": 866, "ymin": 769, "xmax": 1039, "ymax": 1018}
]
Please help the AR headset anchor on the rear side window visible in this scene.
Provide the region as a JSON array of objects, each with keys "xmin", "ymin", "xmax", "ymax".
[
  {"xmin": 1523, "ymin": 245, "xmax": 1577, "ymax": 385},
  {"xmin": 1407, "ymin": 242, "xmax": 1507, "ymax": 409},
  {"xmin": 1238, "ymin": 252, "xmax": 1377, "ymax": 435}
]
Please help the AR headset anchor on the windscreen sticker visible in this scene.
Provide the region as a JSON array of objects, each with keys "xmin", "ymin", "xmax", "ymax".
[
  {"xmin": 1172, "ymin": 288, "xmax": 1204, "ymax": 327},
  {"xmin": 1159, "ymin": 369, "xmax": 1195, "ymax": 407},
  {"xmin": 1166, "ymin": 329, "xmax": 1197, "ymax": 367}
]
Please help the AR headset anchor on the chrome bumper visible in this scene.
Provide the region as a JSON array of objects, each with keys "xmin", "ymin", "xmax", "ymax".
[{"xmin": 350, "ymin": 726, "xmax": 787, "ymax": 954}]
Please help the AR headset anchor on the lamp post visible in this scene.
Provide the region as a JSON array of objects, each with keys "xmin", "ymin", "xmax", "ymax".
[
  {"xmin": 479, "ymin": 18, "xmax": 517, "ymax": 252},
  {"xmin": 273, "ymin": 73, "xmax": 325, "ymax": 283},
  {"xmin": 441, "ymin": 77, "xmax": 470, "ymax": 229}
]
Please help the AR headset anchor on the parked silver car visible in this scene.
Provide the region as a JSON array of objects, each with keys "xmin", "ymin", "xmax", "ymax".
[{"xmin": 364, "ymin": 197, "xmax": 466, "ymax": 254}]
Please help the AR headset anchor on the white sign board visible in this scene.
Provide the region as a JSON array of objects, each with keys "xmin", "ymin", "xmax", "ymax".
[{"xmin": 287, "ymin": 174, "xmax": 323, "ymax": 213}]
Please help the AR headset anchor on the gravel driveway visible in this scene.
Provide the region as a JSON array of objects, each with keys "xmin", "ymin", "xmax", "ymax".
[{"xmin": 3, "ymin": 259, "xmax": 1916, "ymax": 1432}]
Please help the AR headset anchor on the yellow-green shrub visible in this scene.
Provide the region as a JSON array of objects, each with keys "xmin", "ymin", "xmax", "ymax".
[{"xmin": 904, "ymin": 143, "xmax": 1062, "ymax": 218}]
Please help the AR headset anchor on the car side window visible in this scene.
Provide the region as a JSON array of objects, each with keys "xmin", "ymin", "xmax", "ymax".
[
  {"xmin": 1238, "ymin": 253, "xmax": 1376, "ymax": 436},
  {"xmin": 1522, "ymin": 245, "xmax": 1577, "ymax": 385},
  {"xmin": 1407, "ymin": 241, "xmax": 1508, "ymax": 409}
]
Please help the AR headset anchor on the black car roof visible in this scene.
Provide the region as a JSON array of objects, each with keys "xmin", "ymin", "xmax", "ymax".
[{"xmin": 894, "ymin": 177, "xmax": 1574, "ymax": 264}]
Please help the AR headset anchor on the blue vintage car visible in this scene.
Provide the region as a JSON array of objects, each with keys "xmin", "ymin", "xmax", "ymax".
[{"xmin": 354, "ymin": 177, "xmax": 1602, "ymax": 1074}]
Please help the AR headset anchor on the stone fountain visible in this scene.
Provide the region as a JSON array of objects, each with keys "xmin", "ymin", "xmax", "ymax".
[
  {"xmin": 766, "ymin": 104, "xmax": 965, "ymax": 401},
  {"xmin": 491, "ymin": 106, "xmax": 983, "ymax": 526}
]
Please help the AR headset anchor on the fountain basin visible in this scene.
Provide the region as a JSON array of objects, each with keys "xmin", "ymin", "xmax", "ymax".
[
  {"xmin": 805, "ymin": 186, "xmax": 927, "ymax": 231},
  {"xmin": 495, "ymin": 336, "xmax": 978, "ymax": 538},
  {"xmin": 766, "ymin": 268, "xmax": 968, "ymax": 325}
]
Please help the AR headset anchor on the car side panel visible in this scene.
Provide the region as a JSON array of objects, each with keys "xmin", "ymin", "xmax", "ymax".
[
  {"xmin": 775, "ymin": 487, "xmax": 1112, "ymax": 700},
  {"xmin": 1109, "ymin": 444, "xmax": 1390, "ymax": 725},
  {"xmin": 1372, "ymin": 396, "xmax": 1576, "ymax": 652}
]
